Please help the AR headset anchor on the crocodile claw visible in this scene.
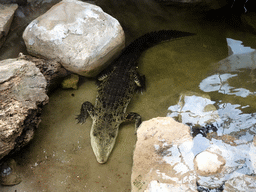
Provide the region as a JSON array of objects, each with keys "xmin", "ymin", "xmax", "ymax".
[{"xmin": 76, "ymin": 114, "xmax": 86, "ymax": 124}]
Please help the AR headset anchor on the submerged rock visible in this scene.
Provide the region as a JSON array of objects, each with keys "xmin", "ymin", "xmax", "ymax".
[
  {"xmin": 22, "ymin": 0, "xmax": 125, "ymax": 77},
  {"xmin": 0, "ymin": 159, "xmax": 22, "ymax": 186},
  {"xmin": 0, "ymin": 57, "xmax": 48, "ymax": 160},
  {"xmin": 0, "ymin": 3, "xmax": 18, "ymax": 48},
  {"xmin": 224, "ymin": 175, "xmax": 256, "ymax": 191},
  {"xmin": 167, "ymin": 91, "xmax": 219, "ymax": 137},
  {"xmin": 132, "ymin": 115, "xmax": 256, "ymax": 191},
  {"xmin": 61, "ymin": 73, "xmax": 79, "ymax": 89},
  {"xmin": 242, "ymin": 12, "xmax": 256, "ymax": 32},
  {"xmin": 194, "ymin": 151, "xmax": 226, "ymax": 176}
]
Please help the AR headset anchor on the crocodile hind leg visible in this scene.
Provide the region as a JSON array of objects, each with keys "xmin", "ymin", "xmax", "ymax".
[
  {"xmin": 76, "ymin": 101, "xmax": 95, "ymax": 124},
  {"xmin": 123, "ymin": 112, "xmax": 142, "ymax": 134}
]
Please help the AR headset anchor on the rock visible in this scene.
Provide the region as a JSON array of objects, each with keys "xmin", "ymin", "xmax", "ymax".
[
  {"xmin": 0, "ymin": 3, "xmax": 18, "ymax": 48},
  {"xmin": 0, "ymin": 0, "xmax": 27, "ymax": 5},
  {"xmin": 0, "ymin": 158, "xmax": 22, "ymax": 186},
  {"xmin": 61, "ymin": 74, "xmax": 79, "ymax": 89},
  {"xmin": 200, "ymin": 43, "xmax": 256, "ymax": 98},
  {"xmin": 22, "ymin": 0, "xmax": 125, "ymax": 77},
  {"xmin": 154, "ymin": 0, "xmax": 229, "ymax": 10},
  {"xmin": 224, "ymin": 175, "xmax": 256, "ymax": 192},
  {"xmin": 194, "ymin": 151, "xmax": 226, "ymax": 176},
  {"xmin": 0, "ymin": 57, "xmax": 48, "ymax": 160},
  {"xmin": 131, "ymin": 117, "xmax": 197, "ymax": 192},
  {"xmin": 18, "ymin": 53, "xmax": 69, "ymax": 92},
  {"xmin": 250, "ymin": 136, "xmax": 256, "ymax": 173},
  {"xmin": 226, "ymin": 38, "xmax": 255, "ymax": 56},
  {"xmin": 167, "ymin": 91, "xmax": 219, "ymax": 137},
  {"xmin": 194, "ymin": 135, "xmax": 256, "ymax": 190},
  {"xmin": 167, "ymin": 90, "xmax": 256, "ymax": 190},
  {"xmin": 242, "ymin": 12, "xmax": 256, "ymax": 32},
  {"xmin": 145, "ymin": 180, "xmax": 190, "ymax": 192},
  {"xmin": 132, "ymin": 116, "xmax": 256, "ymax": 191}
]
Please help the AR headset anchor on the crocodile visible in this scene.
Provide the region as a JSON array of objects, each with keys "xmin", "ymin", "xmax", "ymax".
[{"xmin": 76, "ymin": 30, "xmax": 194, "ymax": 163}]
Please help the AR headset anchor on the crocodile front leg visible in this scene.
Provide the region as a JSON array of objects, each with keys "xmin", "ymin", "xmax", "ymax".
[
  {"xmin": 134, "ymin": 72, "xmax": 146, "ymax": 92},
  {"xmin": 123, "ymin": 112, "xmax": 142, "ymax": 134},
  {"xmin": 76, "ymin": 101, "xmax": 95, "ymax": 124}
]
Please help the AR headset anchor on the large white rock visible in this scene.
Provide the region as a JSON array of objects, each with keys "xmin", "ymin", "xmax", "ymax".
[{"xmin": 22, "ymin": 0, "xmax": 125, "ymax": 77}]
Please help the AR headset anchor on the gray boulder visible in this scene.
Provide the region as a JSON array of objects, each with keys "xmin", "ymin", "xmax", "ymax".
[
  {"xmin": 0, "ymin": 57, "xmax": 49, "ymax": 160},
  {"xmin": 22, "ymin": 0, "xmax": 125, "ymax": 77}
]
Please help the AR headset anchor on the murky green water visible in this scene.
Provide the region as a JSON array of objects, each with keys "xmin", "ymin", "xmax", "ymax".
[{"xmin": 1, "ymin": 0, "xmax": 256, "ymax": 191}]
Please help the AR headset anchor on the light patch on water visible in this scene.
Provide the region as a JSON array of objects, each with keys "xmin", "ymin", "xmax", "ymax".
[
  {"xmin": 146, "ymin": 180, "xmax": 190, "ymax": 192},
  {"xmin": 166, "ymin": 81, "xmax": 256, "ymax": 189},
  {"xmin": 168, "ymin": 94, "xmax": 219, "ymax": 126},
  {"xmin": 217, "ymin": 102, "xmax": 256, "ymax": 137},
  {"xmin": 194, "ymin": 131, "xmax": 256, "ymax": 179},
  {"xmin": 226, "ymin": 38, "xmax": 255, "ymax": 55},
  {"xmin": 155, "ymin": 170, "xmax": 173, "ymax": 180},
  {"xmin": 178, "ymin": 141, "xmax": 194, "ymax": 170},
  {"xmin": 199, "ymin": 73, "xmax": 256, "ymax": 98},
  {"xmin": 191, "ymin": 134, "xmax": 210, "ymax": 154},
  {"xmin": 154, "ymin": 144, "xmax": 160, "ymax": 150},
  {"xmin": 173, "ymin": 163, "xmax": 190, "ymax": 175},
  {"xmin": 168, "ymin": 92, "xmax": 256, "ymax": 140},
  {"xmin": 195, "ymin": 136, "xmax": 256, "ymax": 188},
  {"xmin": 159, "ymin": 130, "xmax": 256, "ymax": 188},
  {"xmin": 199, "ymin": 73, "xmax": 238, "ymax": 93},
  {"xmin": 163, "ymin": 145, "xmax": 181, "ymax": 166}
]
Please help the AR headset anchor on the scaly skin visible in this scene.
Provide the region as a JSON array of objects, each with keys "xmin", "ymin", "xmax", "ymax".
[{"xmin": 77, "ymin": 30, "xmax": 194, "ymax": 163}]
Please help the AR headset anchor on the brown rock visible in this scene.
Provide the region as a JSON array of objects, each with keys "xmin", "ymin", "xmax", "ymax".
[
  {"xmin": 131, "ymin": 117, "xmax": 196, "ymax": 192},
  {"xmin": 0, "ymin": 57, "xmax": 48, "ymax": 160}
]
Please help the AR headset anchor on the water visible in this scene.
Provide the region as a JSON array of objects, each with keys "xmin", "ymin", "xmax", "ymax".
[{"xmin": 1, "ymin": 0, "xmax": 256, "ymax": 191}]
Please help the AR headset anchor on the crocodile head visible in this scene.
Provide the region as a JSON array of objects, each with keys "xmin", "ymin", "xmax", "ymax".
[{"xmin": 90, "ymin": 120, "xmax": 119, "ymax": 164}]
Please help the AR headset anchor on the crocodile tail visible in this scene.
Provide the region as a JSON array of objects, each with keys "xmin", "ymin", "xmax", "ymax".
[{"xmin": 122, "ymin": 30, "xmax": 194, "ymax": 59}]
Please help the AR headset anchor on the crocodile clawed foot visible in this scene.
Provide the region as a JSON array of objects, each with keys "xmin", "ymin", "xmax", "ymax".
[{"xmin": 76, "ymin": 114, "xmax": 86, "ymax": 124}]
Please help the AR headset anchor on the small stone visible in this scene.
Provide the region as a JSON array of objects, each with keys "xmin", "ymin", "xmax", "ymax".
[
  {"xmin": 194, "ymin": 151, "xmax": 226, "ymax": 176},
  {"xmin": 0, "ymin": 159, "xmax": 22, "ymax": 186},
  {"xmin": 62, "ymin": 74, "xmax": 79, "ymax": 89}
]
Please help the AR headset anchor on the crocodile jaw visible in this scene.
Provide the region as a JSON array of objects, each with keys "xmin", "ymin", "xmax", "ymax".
[{"xmin": 90, "ymin": 122, "xmax": 119, "ymax": 164}]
